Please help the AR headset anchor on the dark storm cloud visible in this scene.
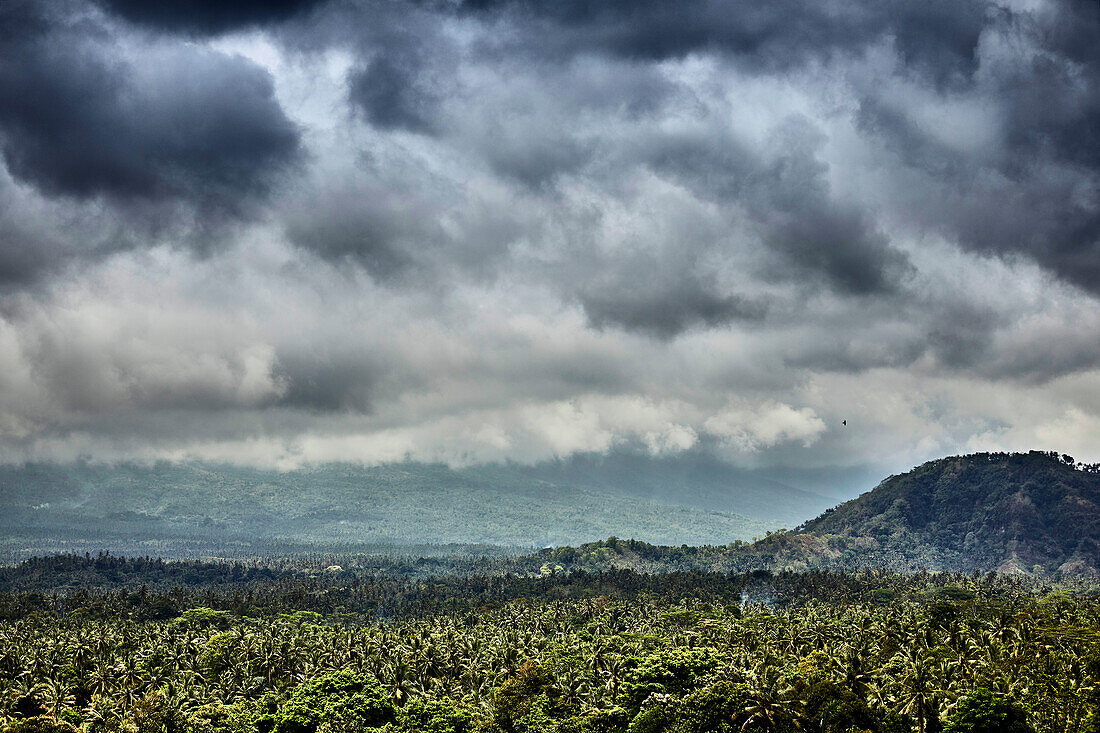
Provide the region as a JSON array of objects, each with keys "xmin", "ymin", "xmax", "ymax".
[
  {"xmin": 926, "ymin": 303, "xmax": 1001, "ymax": 370},
  {"xmin": 348, "ymin": 55, "xmax": 438, "ymax": 133},
  {"xmin": 1000, "ymin": 1, "xmax": 1100, "ymax": 170},
  {"xmin": 90, "ymin": 0, "xmax": 1094, "ymax": 332},
  {"xmin": 854, "ymin": 0, "xmax": 1100, "ymax": 296},
  {"xmin": 782, "ymin": 336, "xmax": 926, "ymax": 374},
  {"xmin": 640, "ymin": 118, "xmax": 909, "ymax": 299},
  {"xmin": 273, "ymin": 352, "xmax": 379, "ymax": 412},
  {"xmin": 454, "ymin": 0, "xmax": 988, "ymax": 79},
  {"xmin": 305, "ymin": 0, "xmax": 938, "ymax": 320},
  {"xmin": 422, "ymin": 0, "xmax": 1096, "ymax": 304},
  {"xmin": 988, "ymin": 1, "xmax": 1100, "ymax": 292},
  {"xmin": 752, "ymin": 121, "xmax": 910, "ymax": 296},
  {"xmin": 580, "ymin": 277, "xmax": 765, "ymax": 340},
  {"xmin": 0, "ymin": 0, "xmax": 1098, "ymax": 470},
  {"xmin": 98, "ymin": 0, "xmax": 327, "ymax": 35},
  {"xmin": 0, "ymin": 226, "xmax": 60, "ymax": 289},
  {"xmin": 762, "ymin": 206, "xmax": 904, "ymax": 296},
  {"xmin": 887, "ymin": 1, "xmax": 987, "ymax": 89},
  {"xmin": 0, "ymin": 2, "xmax": 300, "ymax": 215},
  {"xmin": 483, "ymin": 131, "xmax": 595, "ymax": 190},
  {"xmin": 282, "ymin": 173, "xmax": 451, "ymax": 281}
]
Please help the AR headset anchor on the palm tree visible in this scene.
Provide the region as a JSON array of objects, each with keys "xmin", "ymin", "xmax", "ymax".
[{"xmin": 738, "ymin": 662, "xmax": 803, "ymax": 732}]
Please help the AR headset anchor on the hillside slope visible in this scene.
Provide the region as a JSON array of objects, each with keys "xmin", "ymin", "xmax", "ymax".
[
  {"xmin": 0, "ymin": 458, "xmax": 813, "ymax": 560},
  {"xmin": 795, "ymin": 451, "xmax": 1100, "ymax": 575},
  {"xmin": 475, "ymin": 453, "xmax": 831, "ymax": 525},
  {"xmin": 529, "ymin": 452, "xmax": 1100, "ymax": 578}
]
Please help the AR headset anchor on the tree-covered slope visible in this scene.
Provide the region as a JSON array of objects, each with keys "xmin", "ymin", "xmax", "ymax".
[
  {"xmin": 489, "ymin": 452, "xmax": 830, "ymax": 526},
  {"xmin": 533, "ymin": 452, "xmax": 1100, "ymax": 577},
  {"xmin": 0, "ymin": 459, "xmax": 808, "ymax": 560},
  {"xmin": 797, "ymin": 451, "xmax": 1100, "ymax": 575},
  {"xmin": 5, "ymin": 451, "xmax": 1093, "ymax": 577}
]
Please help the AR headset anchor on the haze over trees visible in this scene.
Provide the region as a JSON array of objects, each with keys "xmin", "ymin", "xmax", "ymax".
[
  {"xmin": 0, "ymin": 458, "xmax": 832, "ymax": 562},
  {"xmin": 4, "ymin": 452, "xmax": 1096, "ymax": 578},
  {"xmin": 1, "ymin": 451, "xmax": 1099, "ymax": 733}
]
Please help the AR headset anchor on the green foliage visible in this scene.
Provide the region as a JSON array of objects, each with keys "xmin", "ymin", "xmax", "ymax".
[
  {"xmin": 172, "ymin": 607, "xmax": 233, "ymax": 629},
  {"xmin": 397, "ymin": 698, "xmax": 479, "ymax": 733},
  {"xmin": 801, "ymin": 681, "xmax": 878, "ymax": 733},
  {"xmin": 620, "ymin": 648, "xmax": 726, "ymax": 711},
  {"xmin": 187, "ymin": 704, "xmax": 249, "ymax": 733},
  {"xmin": 926, "ymin": 602, "xmax": 961, "ymax": 630},
  {"xmin": 628, "ymin": 702, "xmax": 677, "ymax": 733},
  {"xmin": 199, "ymin": 632, "xmax": 236, "ymax": 672},
  {"xmin": 800, "ymin": 451, "xmax": 1100, "ymax": 575},
  {"xmin": 660, "ymin": 609, "xmax": 701, "ymax": 627},
  {"xmin": 667, "ymin": 680, "xmax": 753, "ymax": 733},
  {"xmin": 1, "ymin": 718, "xmax": 79, "ymax": 733},
  {"xmin": 278, "ymin": 611, "xmax": 324, "ymax": 626},
  {"xmin": 2, "ymin": 562, "xmax": 1099, "ymax": 733},
  {"xmin": 869, "ymin": 588, "xmax": 897, "ymax": 604},
  {"xmin": 246, "ymin": 693, "xmax": 281, "ymax": 733},
  {"xmin": 927, "ymin": 586, "xmax": 976, "ymax": 603},
  {"xmin": 560, "ymin": 708, "xmax": 631, "ymax": 733},
  {"xmin": 273, "ymin": 670, "xmax": 395, "ymax": 733},
  {"xmin": 494, "ymin": 662, "xmax": 567, "ymax": 732},
  {"xmin": 121, "ymin": 691, "xmax": 188, "ymax": 733},
  {"xmin": 944, "ymin": 688, "xmax": 1031, "ymax": 733}
]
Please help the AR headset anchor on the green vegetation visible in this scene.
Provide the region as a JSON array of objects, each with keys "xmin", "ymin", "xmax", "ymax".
[
  {"xmin": 944, "ymin": 688, "xmax": 1032, "ymax": 733},
  {"xmin": 797, "ymin": 451, "xmax": 1100, "ymax": 575},
  {"xmin": 3, "ymin": 452, "xmax": 1096, "ymax": 578},
  {"xmin": 0, "ymin": 565, "xmax": 1096, "ymax": 733},
  {"xmin": 1, "ymin": 451, "xmax": 1098, "ymax": 732},
  {"xmin": 0, "ymin": 459, "xmax": 811, "ymax": 561}
]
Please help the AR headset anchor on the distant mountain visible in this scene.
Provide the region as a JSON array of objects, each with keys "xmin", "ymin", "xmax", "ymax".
[
  {"xmin": 0, "ymin": 456, "xmax": 831, "ymax": 561},
  {"xmin": 12, "ymin": 452, "xmax": 1088, "ymax": 577},
  {"xmin": 535, "ymin": 452, "xmax": 1100, "ymax": 578},
  {"xmin": 473, "ymin": 453, "xmax": 832, "ymax": 526},
  {"xmin": 790, "ymin": 451, "xmax": 1100, "ymax": 575}
]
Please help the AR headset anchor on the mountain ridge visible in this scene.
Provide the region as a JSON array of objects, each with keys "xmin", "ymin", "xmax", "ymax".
[
  {"xmin": 3, "ymin": 451, "xmax": 1096, "ymax": 578},
  {"xmin": 530, "ymin": 451, "xmax": 1100, "ymax": 579},
  {"xmin": 795, "ymin": 450, "xmax": 1100, "ymax": 575},
  {"xmin": 0, "ymin": 456, "xmax": 833, "ymax": 561}
]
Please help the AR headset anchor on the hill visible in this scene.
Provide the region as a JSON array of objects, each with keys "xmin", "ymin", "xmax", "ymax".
[
  {"xmin": 5, "ymin": 451, "xmax": 1092, "ymax": 577},
  {"xmin": 0, "ymin": 457, "xmax": 832, "ymax": 561},
  {"xmin": 791, "ymin": 451, "xmax": 1100, "ymax": 575},
  {"xmin": 517, "ymin": 452, "xmax": 1100, "ymax": 578}
]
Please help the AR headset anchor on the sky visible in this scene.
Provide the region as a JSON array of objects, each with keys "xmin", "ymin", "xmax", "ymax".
[{"xmin": 0, "ymin": 0, "xmax": 1098, "ymax": 481}]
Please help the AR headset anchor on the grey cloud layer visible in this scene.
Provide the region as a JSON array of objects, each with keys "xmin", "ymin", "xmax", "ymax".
[
  {"xmin": 0, "ymin": 0, "xmax": 302, "ymax": 283},
  {"xmin": 452, "ymin": 0, "xmax": 985, "ymax": 74},
  {"xmin": 333, "ymin": 0, "xmax": 1097, "ymax": 301},
  {"xmin": 0, "ymin": 0, "xmax": 1097, "ymax": 471},
  {"xmin": 99, "ymin": 0, "xmax": 326, "ymax": 34}
]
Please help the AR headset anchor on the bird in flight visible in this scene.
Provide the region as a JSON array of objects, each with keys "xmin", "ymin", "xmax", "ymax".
[{"xmin": 842, "ymin": 420, "xmax": 847, "ymax": 426}]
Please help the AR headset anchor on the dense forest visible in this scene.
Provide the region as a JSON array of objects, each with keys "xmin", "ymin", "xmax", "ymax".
[
  {"xmin": 0, "ymin": 561, "xmax": 1097, "ymax": 733},
  {"xmin": 2, "ymin": 451, "xmax": 1099, "ymax": 733}
]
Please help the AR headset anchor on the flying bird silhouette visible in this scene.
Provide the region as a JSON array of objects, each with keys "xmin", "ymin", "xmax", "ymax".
[{"xmin": 842, "ymin": 420, "xmax": 847, "ymax": 426}]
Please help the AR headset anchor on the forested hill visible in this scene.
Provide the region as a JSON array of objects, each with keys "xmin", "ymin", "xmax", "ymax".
[
  {"xmin": 3, "ymin": 451, "xmax": 1097, "ymax": 577},
  {"xmin": 0, "ymin": 458, "xmax": 831, "ymax": 561},
  {"xmin": 795, "ymin": 451, "xmax": 1100, "ymax": 575},
  {"xmin": 522, "ymin": 451, "xmax": 1100, "ymax": 578}
]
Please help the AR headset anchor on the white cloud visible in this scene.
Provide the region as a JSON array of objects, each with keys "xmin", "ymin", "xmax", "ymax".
[{"xmin": 704, "ymin": 401, "xmax": 827, "ymax": 452}]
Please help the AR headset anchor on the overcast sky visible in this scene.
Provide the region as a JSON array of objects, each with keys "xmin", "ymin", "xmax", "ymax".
[{"xmin": 0, "ymin": 0, "xmax": 1097, "ymax": 479}]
